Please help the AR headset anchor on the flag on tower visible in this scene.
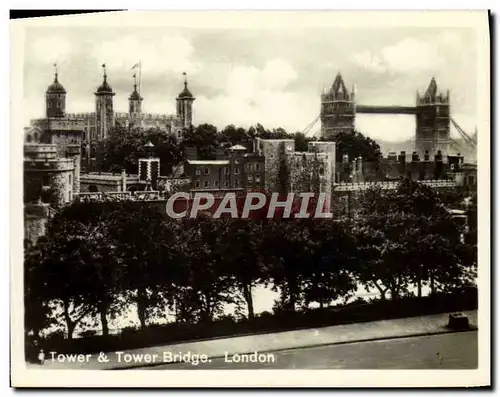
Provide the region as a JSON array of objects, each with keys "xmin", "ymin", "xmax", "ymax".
[{"xmin": 131, "ymin": 62, "xmax": 140, "ymax": 70}]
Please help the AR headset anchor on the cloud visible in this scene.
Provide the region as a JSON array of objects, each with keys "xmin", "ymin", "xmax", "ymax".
[
  {"xmin": 30, "ymin": 36, "xmax": 73, "ymax": 64},
  {"xmin": 195, "ymin": 58, "xmax": 314, "ymax": 132},
  {"xmin": 352, "ymin": 51, "xmax": 387, "ymax": 74},
  {"xmin": 353, "ymin": 37, "xmax": 444, "ymax": 74},
  {"xmin": 92, "ymin": 35, "xmax": 202, "ymax": 76}
]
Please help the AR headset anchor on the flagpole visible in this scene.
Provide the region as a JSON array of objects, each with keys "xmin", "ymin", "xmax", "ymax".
[{"xmin": 138, "ymin": 61, "xmax": 142, "ymax": 96}]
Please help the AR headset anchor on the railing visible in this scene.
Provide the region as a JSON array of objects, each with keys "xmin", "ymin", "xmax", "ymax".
[
  {"xmin": 75, "ymin": 191, "xmax": 162, "ymax": 202},
  {"xmin": 333, "ymin": 179, "xmax": 457, "ymax": 192}
]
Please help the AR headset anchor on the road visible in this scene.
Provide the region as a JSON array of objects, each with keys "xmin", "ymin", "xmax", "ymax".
[{"xmin": 146, "ymin": 331, "xmax": 477, "ymax": 370}]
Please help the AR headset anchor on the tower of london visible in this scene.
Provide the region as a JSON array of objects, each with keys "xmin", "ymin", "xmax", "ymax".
[{"xmin": 25, "ymin": 65, "xmax": 196, "ymax": 145}]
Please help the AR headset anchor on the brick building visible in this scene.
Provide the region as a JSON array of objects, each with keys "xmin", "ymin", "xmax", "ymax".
[{"xmin": 184, "ymin": 144, "xmax": 265, "ymax": 195}]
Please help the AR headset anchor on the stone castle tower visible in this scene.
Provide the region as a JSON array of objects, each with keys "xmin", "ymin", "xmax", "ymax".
[
  {"xmin": 95, "ymin": 65, "xmax": 115, "ymax": 139},
  {"xmin": 45, "ymin": 66, "xmax": 66, "ymax": 118},
  {"xmin": 176, "ymin": 73, "xmax": 196, "ymax": 130},
  {"xmin": 415, "ymin": 77, "xmax": 450, "ymax": 157},
  {"xmin": 320, "ymin": 73, "xmax": 356, "ymax": 139},
  {"xmin": 128, "ymin": 77, "xmax": 143, "ymax": 124}
]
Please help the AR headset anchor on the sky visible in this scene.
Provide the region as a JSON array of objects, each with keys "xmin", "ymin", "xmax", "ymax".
[{"xmin": 23, "ymin": 24, "xmax": 479, "ymax": 142}]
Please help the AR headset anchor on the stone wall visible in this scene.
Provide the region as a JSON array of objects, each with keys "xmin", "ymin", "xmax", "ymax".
[{"xmin": 24, "ymin": 204, "xmax": 50, "ymax": 245}]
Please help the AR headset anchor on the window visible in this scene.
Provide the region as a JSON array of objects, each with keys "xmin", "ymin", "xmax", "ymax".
[
  {"xmin": 247, "ymin": 175, "xmax": 253, "ymax": 184},
  {"xmin": 319, "ymin": 167, "xmax": 324, "ymax": 176},
  {"xmin": 69, "ymin": 174, "xmax": 72, "ymax": 185},
  {"xmin": 255, "ymin": 175, "xmax": 261, "ymax": 183},
  {"xmin": 214, "ymin": 180, "xmax": 220, "ymax": 188},
  {"xmin": 48, "ymin": 102, "xmax": 52, "ymax": 108},
  {"xmin": 255, "ymin": 163, "xmax": 260, "ymax": 171},
  {"xmin": 224, "ymin": 167, "xmax": 229, "ymax": 175},
  {"xmin": 203, "ymin": 180, "xmax": 209, "ymax": 188},
  {"xmin": 204, "ymin": 167, "xmax": 210, "ymax": 175},
  {"xmin": 195, "ymin": 181, "xmax": 201, "ymax": 188},
  {"xmin": 224, "ymin": 181, "xmax": 229, "ymax": 188},
  {"xmin": 195, "ymin": 168, "xmax": 201, "ymax": 176},
  {"xmin": 57, "ymin": 100, "xmax": 61, "ymax": 108},
  {"xmin": 233, "ymin": 180, "xmax": 239, "ymax": 188},
  {"xmin": 234, "ymin": 168, "xmax": 240, "ymax": 175}
]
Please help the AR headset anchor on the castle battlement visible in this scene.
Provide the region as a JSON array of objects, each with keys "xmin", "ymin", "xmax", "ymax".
[
  {"xmin": 66, "ymin": 112, "xmax": 96, "ymax": 118},
  {"xmin": 24, "ymin": 144, "xmax": 58, "ymax": 159}
]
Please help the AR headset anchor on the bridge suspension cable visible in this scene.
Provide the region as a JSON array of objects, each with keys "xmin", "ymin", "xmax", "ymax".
[
  {"xmin": 301, "ymin": 115, "xmax": 320, "ymax": 137},
  {"xmin": 450, "ymin": 118, "xmax": 477, "ymax": 149}
]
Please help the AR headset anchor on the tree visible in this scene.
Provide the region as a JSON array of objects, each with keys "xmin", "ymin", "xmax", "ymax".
[
  {"xmin": 29, "ymin": 201, "xmax": 127, "ymax": 338},
  {"xmin": 102, "ymin": 127, "xmax": 182, "ymax": 176},
  {"xmin": 218, "ymin": 219, "xmax": 265, "ymax": 319},
  {"xmin": 24, "ymin": 237, "xmax": 55, "ymax": 340},
  {"xmin": 326, "ymin": 130, "xmax": 382, "ymax": 163},
  {"xmin": 293, "ymin": 132, "xmax": 310, "ymax": 152},
  {"xmin": 182, "ymin": 124, "xmax": 219, "ymax": 160},
  {"xmin": 219, "ymin": 125, "xmax": 253, "ymax": 149},
  {"xmin": 263, "ymin": 219, "xmax": 312, "ymax": 311},
  {"xmin": 353, "ymin": 179, "xmax": 476, "ymax": 300},
  {"xmin": 302, "ymin": 219, "xmax": 358, "ymax": 308},
  {"xmin": 107, "ymin": 202, "xmax": 180, "ymax": 329},
  {"xmin": 175, "ymin": 217, "xmax": 236, "ymax": 322}
]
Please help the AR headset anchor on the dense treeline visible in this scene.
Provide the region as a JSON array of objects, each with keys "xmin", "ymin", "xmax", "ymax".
[
  {"xmin": 24, "ymin": 179, "xmax": 476, "ymax": 343},
  {"xmin": 88, "ymin": 123, "xmax": 381, "ymax": 175}
]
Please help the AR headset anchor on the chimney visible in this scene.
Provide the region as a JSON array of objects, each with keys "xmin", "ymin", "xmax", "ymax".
[
  {"xmin": 121, "ymin": 169, "xmax": 127, "ymax": 192},
  {"xmin": 356, "ymin": 156, "xmax": 363, "ymax": 182},
  {"xmin": 387, "ymin": 152, "xmax": 397, "ymax": 161},
  {"xmin": 356, "ymin": 156, "xmax": 363, "ymax": 174},
  {"xmin": 411, "ymin": 151, "xmax": 419, "ymax": 162},
  {"xmin": 435, "ymin": 150, "xmax": 443, "ymax": 162},
  {"xmin": 342, "ymin": 153, "xmax": 349, "ymax": 164},
  {"xmin": 424, "ymin": 150, "xmax": 430, "ymax": 161},
  {"xmin": 254, "ymin": 137, "xmax": 262, "ymax": 155},
  {"xmin": 398, "ymin": 151, "xmax": 406, "ymax": 164}
]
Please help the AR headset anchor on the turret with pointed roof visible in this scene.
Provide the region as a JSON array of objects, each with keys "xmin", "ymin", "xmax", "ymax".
[
  {"xmin": 94, "ymin": 64, "xmax": 115, "ymax": 139},
  {"xmin": 320, "ymin": 72, "xmax": 356, "ymax": 139},
  {"xmin": 176, "ymin": 73, "xmax": 195, "ymax": 132},
  {"xmin": 128, "ymin": 73, "xmax": 143, "ymax": 123},
  {"xmin": 46, "ymin": 64, "xmax": 67, "ymax": 118}
]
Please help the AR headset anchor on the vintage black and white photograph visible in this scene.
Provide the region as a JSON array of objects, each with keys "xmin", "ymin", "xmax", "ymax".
[{"xmin": 10, "ymin": 10, "xmax": 490, "ymax": 387}]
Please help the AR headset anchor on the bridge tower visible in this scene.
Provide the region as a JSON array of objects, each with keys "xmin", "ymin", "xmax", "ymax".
[
  {"xmin": 415, "ymin": 78, "xmax": 450, "ymax": 157},
  {"xmin": 320, "ymin": 73, "xmax": 356, "ymax": 139}
]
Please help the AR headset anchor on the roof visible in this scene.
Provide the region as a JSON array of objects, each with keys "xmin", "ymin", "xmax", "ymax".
[
  {"xmin": 187, "ymin": 160, "xmax": 229, "ymax": 165},
  {"xmin": 96, "ymin": 76, "xmax": 113, "ymax": 94},
  {"xmin": 46, "ymin": 74, "xmax": 66, "ymax": 94},
  {"xmin": 424, "ymin": 77, "xmax": 438, "ymax": 98},
  {"xmin": 330, "ymin": 72, "xmax": 349, "ymax": 97},
  {"xmin": 229, "ymin": 144, "xmax": 247, "ymax": 151},
  {"xmin": 177, "ymin": 81, "xmax": 194, "ymax": 99},
  {"xmin": 129, "ymin": 85, "xmax": 142, "ymax": 101}
]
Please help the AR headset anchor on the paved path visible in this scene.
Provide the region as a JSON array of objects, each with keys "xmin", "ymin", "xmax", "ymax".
[
  {"xmin": 148, "ymin": 331, "xmax": 478, "ymax": 370},
  {"xmin": 29, "ymin": 310, "xmax": 476, "ymax": 370}
]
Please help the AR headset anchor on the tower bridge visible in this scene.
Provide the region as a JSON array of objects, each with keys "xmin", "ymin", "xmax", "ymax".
[{"xmin": 317, "ymin": 73, "xmax": 453, "ymax": 158}]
